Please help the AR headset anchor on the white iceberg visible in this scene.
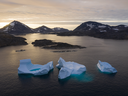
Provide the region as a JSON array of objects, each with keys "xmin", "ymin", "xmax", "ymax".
[
  {"xmin": 56, "ymin": 57, "xmax": 86, "ymax": 79},
  {"xmin": 18, "ymin": 59, "xmax": 54, "ymax": 75},
  {"xmin": 97, "ymin": 60, "xmax": 117, "ymax": 73}
]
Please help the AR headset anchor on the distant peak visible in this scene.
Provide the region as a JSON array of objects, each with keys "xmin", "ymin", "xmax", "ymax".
[
  {"xmin": 10, "ymin": 20, "xmax": 20, "ymax": 25},
  {"xmin": 83, "ymin": 21, "xmax": 97, "ymax": 23},
  {"xmin": 12, "ymin": 20, "xmax": 19, "ymax": 23}
]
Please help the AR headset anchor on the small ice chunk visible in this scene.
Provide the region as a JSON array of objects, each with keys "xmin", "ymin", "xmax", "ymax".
[{"xmin": 97, "ymin": 60, "xmax": 117, "ymax": 73}]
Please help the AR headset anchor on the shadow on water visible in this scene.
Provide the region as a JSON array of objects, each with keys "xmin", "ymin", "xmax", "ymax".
[
  {"xmin": 58, "ymin": 72, "xmax": 94, "ymax": 85},
  {"xmin": 18, "ymin": 69, "xmax": 54, "ymax": 80},
  {"xmin": 58, "ymin": 76, "xmax": 71, "ymax": 86}
]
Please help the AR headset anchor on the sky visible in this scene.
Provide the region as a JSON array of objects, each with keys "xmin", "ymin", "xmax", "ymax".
[{"xmin": 0, "ymin": 0, "xmax": 128, "ymax": 30}]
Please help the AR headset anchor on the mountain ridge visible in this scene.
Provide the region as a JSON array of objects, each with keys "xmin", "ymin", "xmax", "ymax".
[
  {"xmin": 57, "ymin": 21, "xmax": 128, "ymax": 40},
  {"xmin": 0, "ymin": 20, "xmax": 70, "ymax": 34}
]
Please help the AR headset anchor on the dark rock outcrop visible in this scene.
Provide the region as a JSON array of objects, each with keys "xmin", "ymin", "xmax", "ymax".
[
  {"xmin": 32, "ymin": 39, "xmax": 86, "ymax": 49},
  {"xmin": 0, "ymin": 32, "xmax": 28, "ymax": 47}
]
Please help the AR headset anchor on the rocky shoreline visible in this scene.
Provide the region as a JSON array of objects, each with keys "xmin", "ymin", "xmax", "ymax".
[
  {"xmin": 32, "ymin": 39, "xmax": 86, "ymax": 49},
  {"xmin": 0, "ymin": 32, "xmax": 28, "ymax": 47},
  {"xmin": 57, "ymin": 30, "xmax": 128, "ymax": 40}
]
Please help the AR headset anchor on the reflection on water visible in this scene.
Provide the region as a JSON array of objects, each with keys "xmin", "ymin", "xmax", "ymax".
[
  {"xmin": 18, "ymin": 74, "xmax": 33, "ymax": 79},
  {"xmin": 70, "ymin": 72, "xmax": 94, "ymax": 82},
  {"xmin": 58, "ymin": 76, "xmax": 71, "ymax": 86},
  {"xmin": 58, "ymin": 72, "xmax": 94, "ymax": 86},
  {"xmin": 18, "ymin": 69, "xmax": 54, "ymax": 80}
]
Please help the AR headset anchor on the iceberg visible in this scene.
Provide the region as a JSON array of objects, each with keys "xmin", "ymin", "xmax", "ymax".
[
  {"xmin": 18, "ymin": 59, "xmax": 54, "ymax": 75},
  {"xmin": 56, "ymin": 57, "xmax": 86, "ymax": 79},
  {"xmin": 97, "ymin": 60, "xmax": 117, "ymax": 73}
]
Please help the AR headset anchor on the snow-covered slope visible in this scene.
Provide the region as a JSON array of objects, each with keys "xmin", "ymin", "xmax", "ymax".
[
  {"xmin": 34, "ymin": 26, "xmax": 53, "ymax": 33},
  {"xmin": 0, "ymin": 20, "xmax": 34, "ymax": 34},
  {"xmin": 73, "ymin": 21, "xmax": 128, "ymax": 33},
  {"xmin": 74, "ymin": 21, "xmax": 111, "ymax": 32},
  {"xmin": 52, "ymin": 27, "xmax": 69, "ymax": 32}
]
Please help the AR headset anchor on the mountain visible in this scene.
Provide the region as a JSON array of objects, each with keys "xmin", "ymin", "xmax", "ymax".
[
  {"xmin": 0, "ymin": 21, "xmax": 70, "ymax": 34},
  {"xmin": 0, "ymin": 20, "xmax": 34, "ymax": 34},
  {"xmin": 34, "ymin": 26, "xmax": 69, "ymax": 33},
  {"xmin": 34, "ymin": 25, "xmax": 53, "ymax": 33},
  {"xmin": 0, "ymin": 32, "xmax": 27, "ymax": 47},
  {"xmin": 74, "ymin": 21, "xmax": 128, "ymax": 32},
  {"xmin": 74, "ymin": 21, "xmax": 111, "ymax": 32},
  {"xmin": 57, "ymin": 21, "xmax": 128, "ymax": 40},
  {"xmin": 52, "ymin": 27, "xmax": 69, "ymax": 33}
]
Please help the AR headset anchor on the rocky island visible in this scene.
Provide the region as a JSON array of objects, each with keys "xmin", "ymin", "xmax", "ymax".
[
  {"xmin": 32, "ymin": 39, "xmax": 86, "ymax": 49},
  {"xmin": 0, "ymin": 32, "xmax": 28, "ymax": 47}
]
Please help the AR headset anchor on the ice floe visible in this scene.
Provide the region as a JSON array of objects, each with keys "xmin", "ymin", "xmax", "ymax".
[
  {"xmin": 18, "ymin": 59, "xmax": 54, "ymax": 75},
  {"xmin": 97, "ymin": 60, "xmax": 117, "ymax": 73},
  {"xmin": 56, "ymin": 57, "xmax": 86, "ymax": 79}
]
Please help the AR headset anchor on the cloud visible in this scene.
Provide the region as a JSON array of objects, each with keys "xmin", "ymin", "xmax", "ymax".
[
  {"xmin": 0, "ymin": 0, "xmax": 23, "ymax": 10},
  {"xmin": 0, "ymin": 0, "xmax": 128, "ymax": 29}
]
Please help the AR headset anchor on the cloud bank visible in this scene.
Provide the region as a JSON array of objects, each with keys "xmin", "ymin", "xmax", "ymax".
[{"xmin": 0, "ymin": 0, "xmax": 128, "ymax": 29}]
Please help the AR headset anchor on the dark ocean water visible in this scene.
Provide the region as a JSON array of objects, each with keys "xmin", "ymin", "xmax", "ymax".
[{"xmin": 0, "ymin": 33, "xmax": 128, "ymax": 96}]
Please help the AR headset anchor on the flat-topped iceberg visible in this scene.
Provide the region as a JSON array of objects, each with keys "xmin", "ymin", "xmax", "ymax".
[
  {"xmin": 97, "ymin": 60, "xmax": 117, "ymax": 73},
  {"xmin": 18, "ymin": 59, "xmax": 54, "ymax": 75},
  {"xmin": 56, "ymin": 57, "xmax": 86, "ymax": 79}
]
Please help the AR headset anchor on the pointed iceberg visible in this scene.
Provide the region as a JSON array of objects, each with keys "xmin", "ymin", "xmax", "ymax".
[
  {"xmin": 56, "ymin": 57, "xmax": 86, "ymax": 79},
  {"xmin": 18, "ymin": 59, "xmax": 54, "ymax": 75},
  {"xmin": 97, "ymin": 60, "xmax": 117, "ymax": 73}
]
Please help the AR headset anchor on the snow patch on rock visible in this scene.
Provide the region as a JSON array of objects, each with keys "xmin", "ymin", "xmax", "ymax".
[
  {"xmin": 10, "ymin": 22, "xmax": 15, "ymax": 27},
  {"xmin": 44, "ymin": 28, "xmax": 47, "ymax": 30},
  {"xmin": 87, "ymin": 24, "xmax": 94, "ymax": 29},
  {"xmin": 98, "ymin": 25, "xmax": 106, "ymax": 28},
  {"xmin": 4, "ymin": 27, "xmax": 9, "ymax": 31}
]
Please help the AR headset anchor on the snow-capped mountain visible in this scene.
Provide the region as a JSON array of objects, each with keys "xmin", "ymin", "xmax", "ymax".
[
  {"xmin": 73, "ymin": 21, "xmax": 128, "ymax": 33},
  {"xmin": 52, "ymin": 27, "xmax": 69, "ymax": 32},
  {"xmin": 34, "ymin": 26, "xmax": 69, "ymax": 33},
  {"xmin": 111, "ymin": 25, "xmax": 128, "ymax": 32},
  {"xmin": 74, "ymin": 21, "xmax": 112, "ymax": 32},
  {"xmin": 58, "ymin": 21, "xmax": 128, "ymax": 39},
  {"xmin": 0, "ymin": 20, "xmax": 34, "ymax": 34},
  {"xmin": 34, "ymin": 26, "xmax": 53, "ymax": 33}
]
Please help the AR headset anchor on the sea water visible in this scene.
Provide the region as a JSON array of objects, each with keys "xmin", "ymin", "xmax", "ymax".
[{"xmin": 0, "ymin": 33, "xmax": 128, "ymax": 96}]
